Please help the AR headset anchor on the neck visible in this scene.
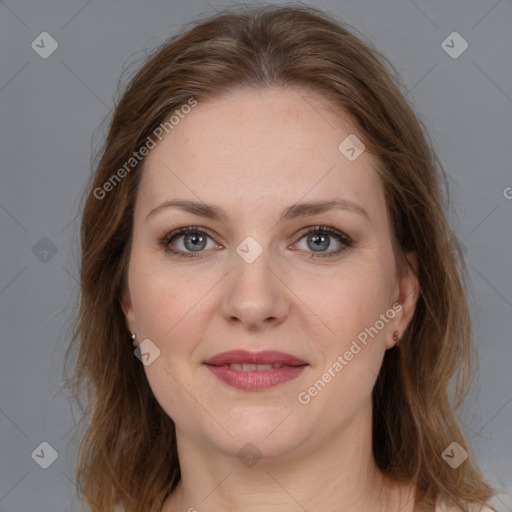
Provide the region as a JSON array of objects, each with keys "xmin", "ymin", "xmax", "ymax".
[{"xmin": 163, "ymin": 400, "xmax": 415, "ymax": 512}]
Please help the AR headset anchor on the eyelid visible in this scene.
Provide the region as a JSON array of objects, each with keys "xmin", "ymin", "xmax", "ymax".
[
  {"xmin": 294, "ymin": 225, "xmax": 352, "ymax": 243},
  {"xmin": 160, "ymin": 225, "xmax": 353, "ymax": 258},
  {"xmin": 160, "ymin": 226, "xmax": 220, "ymax": 254},
  {"xmin": 291, "ymin": 225, "xmax": 353, "ymax": 258}
]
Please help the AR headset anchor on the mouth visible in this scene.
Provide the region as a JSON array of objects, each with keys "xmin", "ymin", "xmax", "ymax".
[
  {"xmin": 216, "ymin": 363, "xmax": 293, "ymax": 371},
  {"xmin": 203, "ymin": 349, "xmax": 308, "ymax": 367},
  {"xmin": 203, "ymin": 350, "xmax": 309, "ymax": 391}
]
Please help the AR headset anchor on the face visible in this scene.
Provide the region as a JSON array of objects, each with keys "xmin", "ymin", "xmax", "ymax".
[{"xmin": 122, "ymin": 87, "xmax": 418, "ymax": 459}]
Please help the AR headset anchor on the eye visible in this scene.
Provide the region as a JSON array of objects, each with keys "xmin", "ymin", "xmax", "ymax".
[
  {"xmin": 159, "ymin": 225, "xmax": 353, "ymax": 259},
  {"xmin": 160, "ymin": 227, "xmax": 219, "ymax": 258},
  {"xmin": 294, "ymin": 226, "xmax": 353, "ymax": 258}
]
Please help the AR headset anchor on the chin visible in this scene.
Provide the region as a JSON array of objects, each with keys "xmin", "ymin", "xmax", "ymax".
[{"xmin": 207, "ymin": 407, "xmax": 310, "ymax": 458}]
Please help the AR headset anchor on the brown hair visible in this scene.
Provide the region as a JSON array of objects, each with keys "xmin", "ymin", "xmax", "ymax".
[{"xmin": 64, "ymin": 4, "xmax": 497, "ymax": 511}]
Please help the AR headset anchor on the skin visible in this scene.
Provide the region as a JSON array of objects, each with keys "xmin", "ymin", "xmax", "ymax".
[{"xmin": 121, "ymin": 87, "xmax": 420, "ymax": 512}]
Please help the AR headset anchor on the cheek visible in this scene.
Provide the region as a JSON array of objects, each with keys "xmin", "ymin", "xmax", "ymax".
[
  {"xmin": 296, "ymin": 267, "xmax": 392, "ymax": 419},
  {"xmin": 131, "ymin": 277, "xmax": 176, "ymax": 340},
  {"xmin": 129, "ymin": 262, "xmax": 204, "ymax": 423},
  {"xmin": 298, "ymin": 260, "xmax": 394, "ymax": 349},
  {"xmin": 313, "ymin": 262, "xmax": 395, "ymax": 395},
  {"xmin": 129, "ymin": 251, "xmax": 198, "ymax": 340},
  {"xmin": 128, "ymin": 254, "xmax": 215, "ymax": 386}
]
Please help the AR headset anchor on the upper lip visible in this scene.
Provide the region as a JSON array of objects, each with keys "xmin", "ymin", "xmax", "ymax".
[{"xmin": 203, "ymin": 350, "xmax": 308, "ymax": 366}]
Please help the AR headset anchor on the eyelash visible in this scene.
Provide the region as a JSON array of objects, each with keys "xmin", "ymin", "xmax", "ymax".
[{"xmin": 159, "ymin": 225, "xmax": 353, "ymax": 259}]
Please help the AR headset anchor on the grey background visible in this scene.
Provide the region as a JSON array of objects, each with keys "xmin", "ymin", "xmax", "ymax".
[{"xmin": 0, "ymin": 0, "xmax": 511, "ymax": 510}]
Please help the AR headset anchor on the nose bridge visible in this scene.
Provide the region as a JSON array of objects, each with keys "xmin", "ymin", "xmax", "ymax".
[{"xmin": 220, "ymin": 235, "xmax": 289, "ymax": 328}]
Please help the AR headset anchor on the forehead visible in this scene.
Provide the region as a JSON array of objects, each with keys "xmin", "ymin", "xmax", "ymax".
[{"xmin": 138, "ymin": 87, "xmax": 386, "ymax": 223}]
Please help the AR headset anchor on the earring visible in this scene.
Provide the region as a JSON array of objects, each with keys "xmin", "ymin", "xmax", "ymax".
[
  {"xmin": 131, "ymin": 332, "xmax": 137, "ymax": 345},
  {"xmin": 393, "ymin": 330, "xmax": 400, "ymax": 346}
]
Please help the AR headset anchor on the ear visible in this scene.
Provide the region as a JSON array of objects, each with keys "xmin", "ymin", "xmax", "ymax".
[
  {"xmin": 120, "ymin": 287, "xmax": 138, "ymax": 337},
  {"xmin": 387, "ymin": 251, "xmax": 420, "ymax": 349}
]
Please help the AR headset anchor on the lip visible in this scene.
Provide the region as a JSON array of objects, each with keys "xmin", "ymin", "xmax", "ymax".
[
  {"xmin": 203, "ymin": 350, "xmax": 308, "ymax": 391},
  {"xmin": 203, "ymin": 350, "xmax": 307, "ymax": 366}
]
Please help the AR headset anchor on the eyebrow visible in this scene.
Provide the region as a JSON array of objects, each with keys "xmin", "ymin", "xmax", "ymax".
[{"xmin": 145, "ymin": 198, "xmax": 369, "ymax": 223}]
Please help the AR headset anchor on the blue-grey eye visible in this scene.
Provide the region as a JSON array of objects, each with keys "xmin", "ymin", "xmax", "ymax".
[
  {"xmin": 295, "ymin": 226, "xmax": 350, "ymax": 257},
  {"xmin": 306, "ymin": 232, "xmax": 331, "ymax": 252},
  {"xmin": 182, "ymin": 232, "xmax": 207, "ymax": 252}
]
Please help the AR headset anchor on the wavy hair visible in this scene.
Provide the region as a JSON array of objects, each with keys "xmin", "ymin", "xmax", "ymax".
[{"xmin": 64, "ymin": 4, "xmax": 497, "ymax": 511}]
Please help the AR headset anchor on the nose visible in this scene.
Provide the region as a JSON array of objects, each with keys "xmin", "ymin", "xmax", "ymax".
[{"xmin": 220, "ymin": 244, "xmax": 290, "ymax": 331}]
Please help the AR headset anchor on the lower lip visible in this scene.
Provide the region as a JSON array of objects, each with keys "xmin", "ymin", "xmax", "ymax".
[{"xmin": 204, "ymin": 365, "xmax": 307, "ymax": 391}]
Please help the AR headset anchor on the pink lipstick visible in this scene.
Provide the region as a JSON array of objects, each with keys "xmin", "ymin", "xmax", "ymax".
[{"xmin": 203, "ymin": 350, "xmax": 308, "ymax": 391}]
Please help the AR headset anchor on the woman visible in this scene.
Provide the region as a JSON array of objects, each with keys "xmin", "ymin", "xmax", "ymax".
[{"xmin": 65, "ymin": 4, "xmax": 497, "ymax": 511}]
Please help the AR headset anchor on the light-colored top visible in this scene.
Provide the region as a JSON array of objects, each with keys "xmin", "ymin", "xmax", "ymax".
[
  {"xmin": 115, "ymin": 500, "xmax": 495, "ymax": 511},
  {"xmin": 436, "ymin": 501, "xmax": 494, "ymax": 512},
  {"xmin": 114, "ymin": 503, "xmax": 495, "ymax": 511}
]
